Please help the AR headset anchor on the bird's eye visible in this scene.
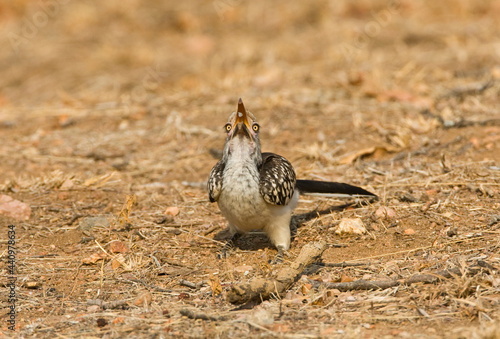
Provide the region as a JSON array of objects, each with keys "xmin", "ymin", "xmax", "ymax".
[
  {"xmin": 224, "ymin": 124, "xmax": 232, "ymax": 132},
  {"xmin": 252, "ymin": 124, "xmax": 260, "ymax": 132}
]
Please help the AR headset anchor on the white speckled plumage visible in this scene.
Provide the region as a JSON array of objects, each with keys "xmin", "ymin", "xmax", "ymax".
[
  {"xmin": 216, "ymin": 142, "xmax": 299, "ymax": 250},
  {"xmin": 208, "ymin": 99, "xmax": 298, "ymax": 252},
  {"xmin": 208, "ymin": 99, "xmax": 377, "ymax": 257}
]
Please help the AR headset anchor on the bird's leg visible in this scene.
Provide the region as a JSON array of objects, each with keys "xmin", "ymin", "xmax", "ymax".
[
  {"xmin": 217, "ymin": 232, "xmax": 242, "ymax": 259},
  {"xmin": 263, "ymin": 215, "xmax": 292, "ymax": 264},
  {"xmin": 290, "ymin": 216, "xmax": 299, "ymax": 240}
]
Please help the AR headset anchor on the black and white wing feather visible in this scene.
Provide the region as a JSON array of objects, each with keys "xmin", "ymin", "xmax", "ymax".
[
  {"xmin": 259, "ymin": 153, "xmax": 296, "ymax": 206},
  {"xmin": 208, "ymin": 159, "xmax": 225, "ymax": 202}
]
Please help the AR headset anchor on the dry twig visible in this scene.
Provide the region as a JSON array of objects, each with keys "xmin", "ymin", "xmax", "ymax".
[
  {"xmin": 87, "ymin": 299, "xmax": 129, "ymax": 310},
  {"xmin": 314, "ymin": 261, "xmax": 371, "ymax": 268},
  {"xmin": 180, "ymin": 308, "xmax": 228, "ymax": 321},
  {"xmin": 179, "ymin": 279, "xmax": 205, "ymax": 289},
  {"xmin": 123, "ymin": 278, "xmax": 173, "ymax": 293},
  {"xmin": 309, "ymin": 266, "xmax": 483, "ymax": 291},
  {"xmin": 227, "ymin": 241, "xmax": 327, "ymax": 304}
]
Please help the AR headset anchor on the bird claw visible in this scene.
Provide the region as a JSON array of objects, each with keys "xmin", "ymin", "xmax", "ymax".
[
  {"xmin": 217, "ymin": 250, "xmax": 230, "ymax": 259},
  {"xmin": 268, "ymin": 256, "xmax": 283, "ymax": 265},
  {"xmin": 268, "ymin": 247, "xmax": 286, "ymax": 264},
  {"xmin": 217, "ymin": 233, "xmax": 241, "ymax": 259}
]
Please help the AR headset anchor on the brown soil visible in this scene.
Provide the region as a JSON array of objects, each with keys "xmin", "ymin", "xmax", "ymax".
[{"xmin": 0, "ymin": 1, "xmax": 499, "ymax": 338}]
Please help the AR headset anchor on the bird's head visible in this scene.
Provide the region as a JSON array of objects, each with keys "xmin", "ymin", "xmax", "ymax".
[{"xmin": 222, "ymin": 99, "xmax": 262, "ymax": 163}]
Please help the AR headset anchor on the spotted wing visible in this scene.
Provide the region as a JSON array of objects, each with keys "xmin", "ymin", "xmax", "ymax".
[
  {"xmin": 208, "ymin": 160, "xmax": 225, "ymax": 202},
  {"xmin": 259, "ymin": 153, "xmax": 296, "ymax": 206}
]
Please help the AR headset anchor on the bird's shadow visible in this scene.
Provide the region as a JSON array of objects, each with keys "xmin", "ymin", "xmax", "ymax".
[{"xmin": 213, "ymin": 202, "xmax": 361, "ymax": 251}]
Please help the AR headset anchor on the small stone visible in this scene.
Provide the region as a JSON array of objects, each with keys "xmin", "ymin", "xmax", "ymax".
[
  {"xmin": 155, "ymin": 215, "xmax": 174, "ymax": 224},
  {"xmin": 165, "ymin": 206, "xmax": 180, "ymax": 216},
  {"xmin": 446, "ymin": 228, "xmax": 458, "ymax": 237},
  {"xmin": 375, "ymin": 206, "xmax": 397, "ymax": 219},
  {"xmin": 396, "ymin": 193, "xmax": 418, "ymax": 202},
  {"xmin": 234, "ymin": 265, "xmax": 253, "ymax": 274},
  {"xmin": 0, "ymin": 194, "xmax": 31, "ymax": 220},
  {"xmin": 134, "ymin": 291, "xmax": 153, "ymax": 307},
  {"xmin": 60, "ymin": 178, "xmax": 75, "ymax": 190},
  {"xmin": 24, "ymin": 281, "xmax": 42, "ymax": 289},
  {"xmin": 336, "ymin": 218, "xmax": 366, "ymax": 235},
  {"xmin": 109, "ymin": 240, "xmax": 129, "ymax": 254},
  {"xmin": 247, "ymin": 308, "xmax": 274, "ymax": 326},
  {"xmin": 79, "ymin": 216, "xmax": 110, "ymax": 232},
  {"xmin": 442, "ymin": 211, "xmax": 454, "ymax": 219},
  {"xmin": 87, "ymin": 305, "xmax": 100, "ymax": 313},
  {"xmin": 96, "ymin": 318, "xmax": 108, "ymax": 327},
  {"xmin": 178, "ymin": 293, "xmax": 190, "ymax": 300},
  {"xmin": 163, "ymin": 227, "xmax": 181, "ymax": 235}
]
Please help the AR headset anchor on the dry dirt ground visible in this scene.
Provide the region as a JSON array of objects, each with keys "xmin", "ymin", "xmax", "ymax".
[{"xmin": 1, "ymin": 1, "xmax": 500, "ymax": 338}]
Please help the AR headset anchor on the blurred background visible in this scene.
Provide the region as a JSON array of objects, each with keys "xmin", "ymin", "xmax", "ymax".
[{"xmin": 0, "ymin": 0, "xmax": 499, "ymax": 183}]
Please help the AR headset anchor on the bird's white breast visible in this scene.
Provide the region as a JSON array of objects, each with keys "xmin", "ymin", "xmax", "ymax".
[{"xmin": 217, "ymin": 158, "xmax": 271, "ymax": 233}]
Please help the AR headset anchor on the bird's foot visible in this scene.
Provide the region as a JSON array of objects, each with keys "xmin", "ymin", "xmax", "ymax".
[
  {"xmin": 217, "ymin": 246, "xmax": 231, "ymax": 259},
  {"xmin": 217, "ymin": 233, "xmax": 241, "ymax": 259},
  {"xmin": 290, "ymin": 217, "xmax": 299, "ymax": 238},
  {"xmin": 269, "ymin": 246, "xmax": 287, "ymax": 264}
]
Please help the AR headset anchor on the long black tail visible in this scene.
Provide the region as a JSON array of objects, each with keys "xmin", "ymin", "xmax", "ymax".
[{"xmin": 296, "ymin": 180, "xmax": 377, "ymax": 199}]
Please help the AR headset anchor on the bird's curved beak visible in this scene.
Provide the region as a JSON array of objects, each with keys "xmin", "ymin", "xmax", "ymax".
[{"xmin": 233, "ymin": 98, "xmax": 252, "ymax": 138}]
